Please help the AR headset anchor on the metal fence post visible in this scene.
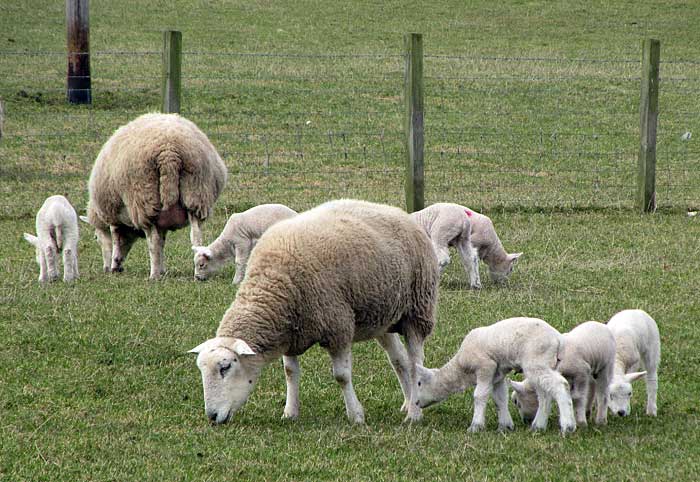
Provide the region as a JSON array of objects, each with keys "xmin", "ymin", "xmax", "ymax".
[
  {"xmin": 404, "ymin": 33, "xmax": 424, "ymax": 213},
  {"xmin": 162, "ymin": 30, "xmax": 182, "ymax": 114},
  {"xmin": 638, "ymin": 38, "xmax": 660, "ymax": 213},
  {"xmin": 66, "ymin": 0, "xmax": 91, "ymax": 104}
]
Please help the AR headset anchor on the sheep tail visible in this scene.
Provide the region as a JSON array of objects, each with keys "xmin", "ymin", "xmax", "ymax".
[{"xmin": 157, "ymin": 148, "xmax": 182, "ymax": 210}]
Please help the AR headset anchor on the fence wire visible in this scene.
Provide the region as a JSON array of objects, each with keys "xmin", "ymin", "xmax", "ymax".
[{"xmin": 1, "ymin": 47, "xmax": 699, "ymax": 220}]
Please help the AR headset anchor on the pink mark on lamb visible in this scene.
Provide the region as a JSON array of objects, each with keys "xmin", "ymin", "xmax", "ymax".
[{"xmin": 465, "ymin": 209, "xmax": 473, "ymax": 217}]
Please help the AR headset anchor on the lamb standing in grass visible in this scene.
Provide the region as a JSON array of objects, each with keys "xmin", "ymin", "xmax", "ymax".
[
  {"xmin": 511, "ymin": 321, "xmax": 616, "ymax": 427},
  {"xmin": 83, "ymin": 113, "xmax": 227, "ymax": 279},
  {"xmin": 414, "ymin": 317, "xmax": 576, "ymax": 433},
  {"xmin": 193, "ymin": 204, "xmax": 297, "ymax": 283},
  {"xmin": 23, "ymin": 195, "xmax": 80, "ymax": 283},
  {"xmin": 606, "ymin": 309, "xmax": 660, "ymax": 417},
  {"xmin": 410, "ymin": 203, "xmax": 522, "ymax": 288},
  {"xmin": 189, "ymin": 199, "xmax": 438, "ymax": 425}
]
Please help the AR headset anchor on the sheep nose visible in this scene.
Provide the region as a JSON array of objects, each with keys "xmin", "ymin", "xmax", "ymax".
[
  {"xmin": 617, "ymin": 410, "xmax": 626, "ymax": 417},
  {"xmin": 207, "ymin": 410, "xmax": 218, "ymax": 422}
]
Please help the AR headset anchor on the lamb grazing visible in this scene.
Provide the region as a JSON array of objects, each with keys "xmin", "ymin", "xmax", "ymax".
[
  {"xmin": 511, "ymin": 321, "xmax": 616, "ymax": 428},
  {"xmin": 414, "ymin": 317, "xmax": 576, "ymax": 434},
  {"xmin": 189, "ymin": 199, "xmax": 438, "ymax": 425},
  {"xmin": 193, "ymin": 203, "xmax": 297, "ymax": 284},
  {"xmin": 23, "ymin": 195, "xmax": 80, "ymax": 283},
  {"xmin": 83, "ymin": 113, "xmax": 227, "ymax": 279},
  {"xmin": 410, "ymin": 203, "xmax": 522, "ymax": 288},
  {"xmin": 606, "ymin": 309, "xmax": 660, "ymax": 417}
]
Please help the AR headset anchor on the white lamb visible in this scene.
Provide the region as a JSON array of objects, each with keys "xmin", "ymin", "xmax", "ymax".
[
  {"xmin": 189, "ymin": 200, "xmax": 438, "ymax": 425},
  {"xmin": 510, "ymin": 321, "xmax": 616, "ymax": 427},
  {"xmin": 23, "ymin": 195, "xmax": 80, "ymax": 283},
  {"xmin": 193, "ymin": 204, "xmax": 297, "ymax": 284},
  {"xmin": 410, "ymin": 203, "xmax": 522, "ymax": 288},
  {"xmin": 414, "ymin": 317, "xmax": 576, "ymax": 433},
  {"xmin": 606, "ymin": 309, "xmax": 660, "ymax": 417}
]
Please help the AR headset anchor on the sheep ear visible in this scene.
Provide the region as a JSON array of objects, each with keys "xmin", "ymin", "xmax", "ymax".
[
  {"xmin": 23, "ymin": 233, "xmax": 39, "ymax": 246},
  {"xmin": 232, "ymin": 339, "xmax": 256, "ymax": 356},
  {"xmin": 509, "ymin": 379, "xmax": 526, "ymax": 393},
  {"xmin": 79, "ymin": 215, "xmax": 91, "ymax": 224},
  {"xmin": 625, "ymin": 371, "xmax": 647, "ymax": 383},
  {"xmin": 188, "ymin": 339, "xmax": 216, "ymax": 354},
  {"xmin": 509, "ymin": 252, "xmax": 523, "ymax": 265},
  {"xmin": 192, "ymin": 246, "xmax": 212, "ymax": 259}
]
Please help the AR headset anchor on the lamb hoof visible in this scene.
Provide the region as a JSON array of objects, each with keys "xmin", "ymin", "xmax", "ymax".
[
  {"xmin": 560, "ymin": 423, "xmax": 577, "ymax": 435},
  {"xmin": 468, "ymin": 423, "xmax": 485, "ymax": 433},
  {"xmin": 470, "ymin": 283, "xmax": 482, "ymax": 290},
  {"xmin": 647, "ymin": 406, "xmax": 657, "ymax": 416},
  {"xmin": 348, "ymin": 413, "xmax": 365, "ymax": 425},
  {"xmin": 498, "ymin": 422, "xmax": 514, "ymax": 432},
  {"xmin": 282, "ymin": 411, "xmax": 299, "ymax": 420},
  {"xmin": 403, "ymin": 412, "xmax": 423, "ymax": 424},
  {"xmin": 530, "ymin": 423, "xmax": 547, "ymax": 432}
]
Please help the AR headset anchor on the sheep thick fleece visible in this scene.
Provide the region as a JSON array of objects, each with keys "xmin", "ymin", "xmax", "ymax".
[
  {"xmin": 215, "ymin": 199, "xmax": 439, "ymax": 356},
  {"xmin": 87, "ymin": 113, "xmax": 227, "ymax": 230},
  {"xmin": 452, "ymin": 317, "xmax": 563, "ymax": 372}
]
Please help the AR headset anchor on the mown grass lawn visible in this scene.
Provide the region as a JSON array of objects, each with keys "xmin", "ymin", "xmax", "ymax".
[{"xmin": 2, "ymin": 1, "xmax": 700, "ymax": 480}]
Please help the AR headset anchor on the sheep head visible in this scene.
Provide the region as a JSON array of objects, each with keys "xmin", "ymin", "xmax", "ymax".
[
  {"xmin": 192, "ymin": 246, "xmax": 217, "ymax": 281},
  {"xmin": 509, "ymin": 379, "xmax": 538, "ymax": 425},
  {"xmin": 489, "ymin": 252, "xmax": 523, "ymax": 284},
  {"xmin": 189, "ymin": 337, "xmax": 263, "ymax": 424},
  {"xmin": 607, "ymin": 371, "xmax": 646, "ymax": 416}
]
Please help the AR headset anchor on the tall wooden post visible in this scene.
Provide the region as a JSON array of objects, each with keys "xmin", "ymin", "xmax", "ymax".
[
  {"xmin": 0, "ymin": 100, "xmax": 4, "ymax": 141},
  {"xmin": 66, "ymin": 0, "xmax": 91, "ymax": 104},
  {"xmin": 637, "ymin": 39, "xmax": 660, "ymax": 213},
  {"xmin": 404, "ymin": 33, "xmax": 424, "ymax": 213},
  {"xmin": 162, "ymin": 30, "xmax": 182, "ymax": 114}
]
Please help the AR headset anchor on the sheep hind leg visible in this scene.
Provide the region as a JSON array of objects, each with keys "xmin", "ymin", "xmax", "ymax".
[
  {"xmin": 282, "ymin": 355, "xmax": 300, "ymax": 419},
  {"xmin": 456, "ymin": 238, "xmax": 482, "ymax": 289},
  {"xmin": 188, "ymin": 212, "xmax": 203, "ymax": 247},
  {"xmin": 233, "ymin": 241, "xmax": 252, "ymax": 285},
  {"xmin": 645, "ymin": 368, "xmax": 658, "ymax": 416},
  {"xmin": 145, "ymin": 227, "xmax": 167, "ymax": 280},
  {"xmin": 403, "ymin": 329, "xmax": 426, "ymax": 423},
  {"xmin": 329, "ymin": 345, "xmax": 365, "ymax": 424},
  {"xmin": 62, "ymin": 244, "xmax": 78, "ymax": 282},
  {"xmin": 492, "ymin": 378, "xmax": 514, "ymax": 431},
  {"xmin": 376, "ymin": 333, "xmax": 412, "ymax": 413}
]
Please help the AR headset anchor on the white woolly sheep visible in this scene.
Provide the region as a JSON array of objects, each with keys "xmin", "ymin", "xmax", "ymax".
[
  {"xmin": 23, "ymin": 195, "xmax": 80, "ymax": 283},
  {"xmin": 414, "ymin": 317, "xmax": 576, "ymax": 433},
  {"xmin": 189, "ymin": 199, "xmax": 439, "ymax": 425},
  {"xmin": 606, "ymin": 309, "xmax": 660, "ymax": 417},
  {"xmin": 193, "ymin": 203, "xmax": 297, "ymax": 284},
  {"xmin": 511, "ymin": 321, "xmax": 616, "ymax": 427},
  {"xmin": 410, "ymin": 203, "xmax": 522, "ymax": 288},
  {"xmin": 83, "ymin": 113, "xmax": 227, "ymax": 279}
]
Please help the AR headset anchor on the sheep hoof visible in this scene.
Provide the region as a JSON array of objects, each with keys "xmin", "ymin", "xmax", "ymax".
[
  {"xmin": 498, "ymin": 422, "xmax": 514, "ymax": 432},
  {"xmin": 560, "ymin": 423, "xmax": 576, "ymax": 435},
  {"xmin": 467, "ymin": 423, "xmax": 485, "ymax": 433},
  {"xmin": 281, "ymin": 411, "xmax": 299, "ymax": 420},
  {"xmin": 403, "ymin": 412, "xmax": 423, "ymax": 424}
]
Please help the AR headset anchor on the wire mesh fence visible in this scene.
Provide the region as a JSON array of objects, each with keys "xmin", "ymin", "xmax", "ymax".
[{"xmin": 1, "ymin": 41, "xmax": 699, "ymax": 220}]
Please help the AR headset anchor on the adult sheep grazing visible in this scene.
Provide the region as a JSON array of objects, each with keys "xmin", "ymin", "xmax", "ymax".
[
  {"xmin": 83, "ymin": 113, "xmax": 227, "ymax": 279},
  {"xmin": 189, "ymin": 199, "xmax": 439, "ymax": 425},
  {"xmin": 23, "ymin": 195, "xmax": 80, "ymax": 283},
  {"xmin": 606, "ymin": 309, "xmax": 660, "ymax": 417},
  {"xmin": 410, "ymin": 203, "xmax": 522, "ymax": 288},
  {"xmin": 192, "ymin": 203, "xmax": 297, "ymax": 284},
  {"xmin": 511, "ymin": 321, "xmax": 616, "ymax": 427},
  {"xmin": 414, "ymin": 317, "xmax": 576, "ymax": 434}
]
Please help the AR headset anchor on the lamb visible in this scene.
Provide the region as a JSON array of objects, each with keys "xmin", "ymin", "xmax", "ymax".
[
  {"xmin": 23, "ymin": 195, "xmax": 80, "ymax": 283},
  {"xmin": 82, "ymin": 113, "xmax": 227, "ymax": 279},
  {"xmin": 606, "ymin": 309, "xmax": 660, "ymax": 417},
  {"xmin": 193, "ymin": 203, "xmax": 297, "ymax": 284},
  {"xmin": 410, "ymin": 203, "xmax": 522, "ymax": 288},
  {"xmin": 414, "ymin": 317, "xmax": 576, "ymax": 433},
  {"xmin": 189, "ymin": 199, "xmax": 439, "ymax": 425},
  {"xmin": 510, "ymin": 321, "xmax": 616, "ymax": 427}
]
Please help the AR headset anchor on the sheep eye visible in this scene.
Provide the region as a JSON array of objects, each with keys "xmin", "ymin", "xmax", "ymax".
[{"xmin": 417, "ymin": 381, "xmax": 421, "ymax": 387}]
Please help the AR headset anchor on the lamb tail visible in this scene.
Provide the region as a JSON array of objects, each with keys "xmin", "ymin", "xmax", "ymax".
[{"xmin": 157, "ymin": 148, "xmax": 182, "ymax": 210}]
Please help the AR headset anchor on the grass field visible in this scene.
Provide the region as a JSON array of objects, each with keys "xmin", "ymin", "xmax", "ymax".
[{"xmin": 2, "ymin": 1, "xmax": 700, "ymax": 480}]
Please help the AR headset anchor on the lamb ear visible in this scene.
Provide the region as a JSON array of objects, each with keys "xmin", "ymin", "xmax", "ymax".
[
  {"xmin": 231, "ymin": 339, "xmax": 256, "ymax": 356},
  {"xmin": 23, "ymin": 233, "xmax": 39, "ymax": 246},
  {"xmin": 509, "ymin": 252, "xmax": 523, "ymax": 265},
  {"xmin": 188, "ymin": 339, "xmax": 216, "ymax": 354},
  {"xmin": 625, "ymin": 371, "xmax": 647, "ymax": 383},
  {"xmin": 192, "ymin": 246, "xmax": 212, "ymax": 260},
  {"xmin": 79, "ymin": 215, "xmax": 91, "ymax": 224},
  {"xmin": 509, "ymin": 379, "xmax": 527, "ymax": 393}
]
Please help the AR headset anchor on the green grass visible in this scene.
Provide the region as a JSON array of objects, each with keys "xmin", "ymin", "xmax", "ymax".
[{"xmin": 2, "ymin": 1, "xmax": 700, "ymax": 480}]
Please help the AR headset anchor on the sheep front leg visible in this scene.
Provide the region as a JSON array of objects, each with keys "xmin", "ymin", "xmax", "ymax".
[
  {"xmin": 330, "ymin": 346, "xmax": 365, "ymax": 424},
  {"xmin": 377, "ymin": 333, "xmax": 412, "ymax": 413},
  {"xmin": 145, "ymin": 227, "xmax": 167, "ymax": 279},
  {"xmin": 282, "ymin": 355, "xmax": 301, "ymax": 419},
  {"xmin": 570, "ymin": 376, "xmax": 589, "ymax": 427},
  {"xmin": 645, "ymin": 369, "xmax": 658, "ymax": 416},
  {"xmin": 456, "ymin": 238, "xmax": 482, "ymax": 289},
  {"xmin": 469, "ymin": 366, "xmax": 496, "ymax": 432},
  {"xmin": 492, "ymin": 378, "xmax": 514, "ymax": 431},
  {"xmin": 531, "ymin": 385, "xmax": 552, "ymax": 431},
  {"xmin": 188, "ymin": 212, "xmax": 203, "ymax": 247},
  {"xmin": 94, "ymin": 226, "xmax": 112, "ymax": 273},
  {"xmin": 404, "ymin": 330, "xmax": 425, "ymax": 423},
  {"xmin": 233, "ymin": 241, "xmax": 252, "ymax": 285}
]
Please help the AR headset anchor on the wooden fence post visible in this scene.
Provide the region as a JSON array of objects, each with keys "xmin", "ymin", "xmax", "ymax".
[
  {"xmin": 66, "ymin": 0, "xmax": 91, "ymax": 104},
  {"xmin": 404, "ymin": 33, "xmax": 424, "ymax": 213},
  {"xmin": 638, "ymin": 38, "xmax": 660, "ymax": 213},
  {"xmin": 0, "ymin": 100, "xmax": 4, "ymax": 141},
  {"xmin": 162, "ymin": 30, "xmax": 182, "ymax": 114}
]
